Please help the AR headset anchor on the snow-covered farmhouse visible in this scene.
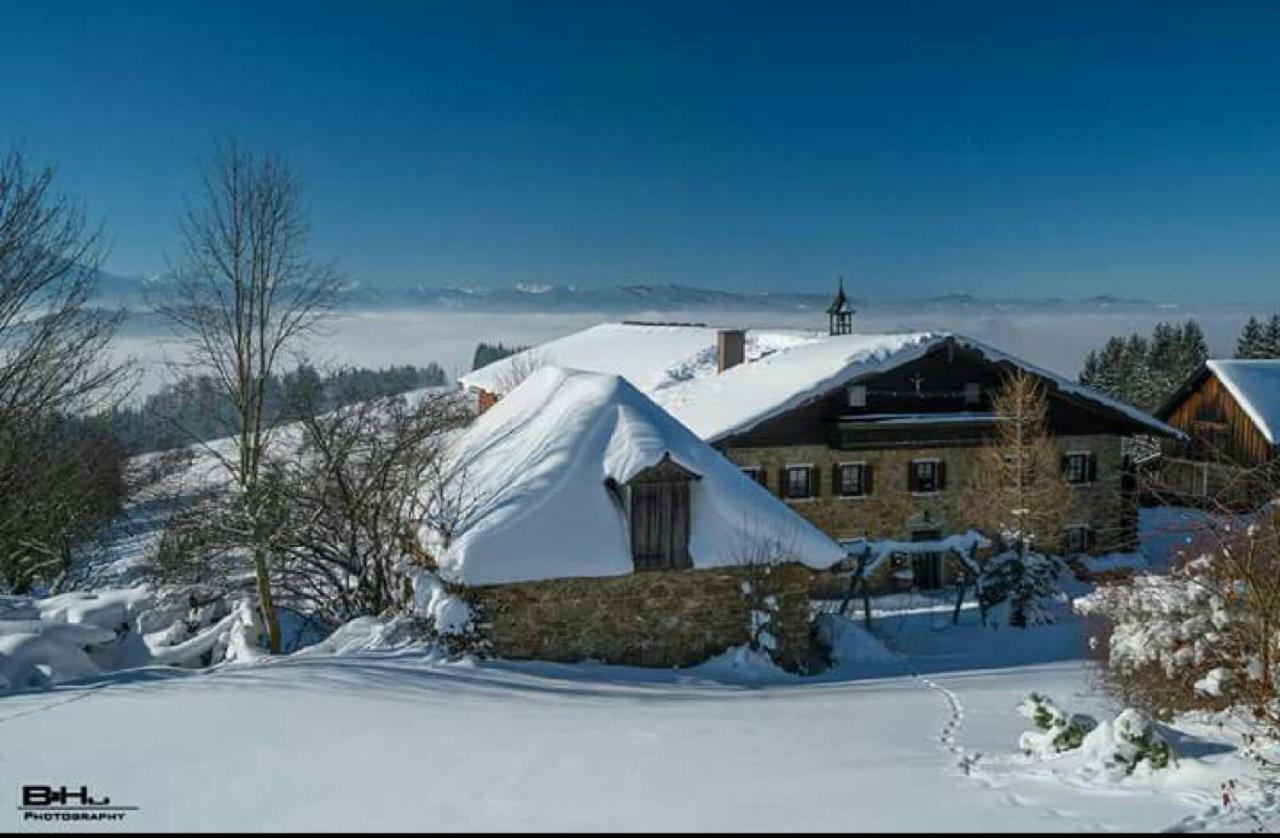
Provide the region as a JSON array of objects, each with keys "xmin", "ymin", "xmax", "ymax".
[
  {"xmin": 1155, "ymin": 359, "xmax": 1280, "ymax": 505},
  {"xmin": 461, "ymin": 286, "xmax": 1181, "ymax": 591},
  {"xmin": 434, "ymin": 365, "xmax": 846, "ymax": 670}
]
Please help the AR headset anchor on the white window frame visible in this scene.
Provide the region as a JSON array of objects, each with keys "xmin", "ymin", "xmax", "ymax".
[
  {"xmin": 910, "ymin": 457, "xmax": 942, "ymax": 496},
  {"xmin": 740, "ymin": 465, "xmax": 765, "ymax": 486},
  {"xmin": 847, "ymin": 384, "xmax": 867, "ymax": 408},
  {"xmin": 836, "ymin": 460, "xmax": 868, "ymax": 499},
  {"xmin": 1064, "ymin": 450, "xmax": 1093, "ymax": 486},
  {"xmin": 784, "ymin": 462, "xmax": 815, "ymax": 502},
  {"xmin": 963, "ymin": 382, "xmax": 982, "ymax": 405}
]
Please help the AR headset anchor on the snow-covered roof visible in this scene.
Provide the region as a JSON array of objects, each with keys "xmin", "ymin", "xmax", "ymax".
[
  {"xmin": 652, "ymin": 332, "xmax": 942, "ymax": 441},
  {"xmin": 1207, "ymin": 359, "xmax": 1280, "ymax": 445},
  {"xmin": 433, "ymin": 366, "xmax": 847, "ymax": 586},
  {"xmin": 460, "ymin": 322, "xmax": 1180, "ymax": 443},
  {"xmin": 459, "ymin": 322, "xmax": 824, "ymax": 397},
  {"xmin": 654, "ymin": 332, "xmax": 1179, "ymax": 442}
]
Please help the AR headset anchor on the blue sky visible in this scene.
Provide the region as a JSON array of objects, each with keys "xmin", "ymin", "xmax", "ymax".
[{"xmin": 5, "ymin": 0, "xmax": 1280, "ymax": 301}]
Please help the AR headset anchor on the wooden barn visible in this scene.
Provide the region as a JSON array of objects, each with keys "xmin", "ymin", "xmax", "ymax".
[{"xmin": 1154, "ymin": 360, "xmax": 1280, "ymax": 506}]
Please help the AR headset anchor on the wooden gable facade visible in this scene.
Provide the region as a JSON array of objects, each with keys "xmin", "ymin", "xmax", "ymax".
[
  {"xmin": 1158, "ymin": 366, "xmax": 1277, "ymax": 468},
  {"xmin": 622, "ymin": 454, "xmax": 700, "ymax": 571}
]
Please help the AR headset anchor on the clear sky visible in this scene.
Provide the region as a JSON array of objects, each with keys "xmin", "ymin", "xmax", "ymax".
[{"xmin": 5, "ymin": 0, "xmax": 1280, "ymax": 300}]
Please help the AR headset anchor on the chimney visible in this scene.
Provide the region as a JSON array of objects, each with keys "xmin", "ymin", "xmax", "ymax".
[{"xmin": 716, "ymin": 329, "xmax": 746, "ymax": 373}]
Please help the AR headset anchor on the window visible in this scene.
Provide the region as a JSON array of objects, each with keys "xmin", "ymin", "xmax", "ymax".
[
  {"xmin": 740, "ymin": 466, "xmax": 766, "ymax": 487},
  {"xmin": 963, "ymin": 382, "xmax": 982, "ymax": 405},
  {"xmin": 908, "ymin": 459, "xmax": 945, "ymax": 494},
  {"xmin": 847, "ymin": 384, "xmax": 867, "ymax": 408},
  {"xmin": 836, "ymin": 462, "xmax": 869, "ymax": 497},
  {"xmin": 1065, "ymin": 525, "xmax": 1094, "ymax": 554},
  {"xmin": 1063, "ymin": 452, "xmax": 1095, "ymax": 485},
  {"xmin": 784, "ymin": 464, "xmax": 813, "ymax": 499}
]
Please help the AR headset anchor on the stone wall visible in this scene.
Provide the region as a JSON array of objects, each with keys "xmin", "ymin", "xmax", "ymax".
[
  {"xmin": 723, "ymin": 434, "xmax": 1128, "ymax": 552},
  {"xmin": 468, "ymin": 563, "xmax": 815, "ymax": 671}
]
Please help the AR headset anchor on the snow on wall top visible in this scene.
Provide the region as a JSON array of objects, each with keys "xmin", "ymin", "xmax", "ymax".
[
  {"xmin": 432, "ymin": 366, "xmax": 847, "ymax": 586},
  {"xmin": 1207, "ymin": 359, "xmax": 1280, "ymax": 445}
]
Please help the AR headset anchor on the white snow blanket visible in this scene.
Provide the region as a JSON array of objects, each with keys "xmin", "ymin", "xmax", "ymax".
[
  {"xmin": 1206, "ymin": 359, "xmax": 1280, "ymax": 444},
  {"xmin": 431, "ymin": 366, "xmax": 846, "ymax": 585}
]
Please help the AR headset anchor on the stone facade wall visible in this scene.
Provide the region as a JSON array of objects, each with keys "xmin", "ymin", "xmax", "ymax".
[
  {"xmin": 723, "ymin": 434, "xmax": 1128, "ymax": 552},
  {"xmin": 469, "ymin": 563, "xmax": 814, "ymax": 671}
]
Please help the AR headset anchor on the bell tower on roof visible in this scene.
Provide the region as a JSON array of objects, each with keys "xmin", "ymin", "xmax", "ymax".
[{"xmin": 827, "ymin": 275, "xmax": 854, "ymax": 336}]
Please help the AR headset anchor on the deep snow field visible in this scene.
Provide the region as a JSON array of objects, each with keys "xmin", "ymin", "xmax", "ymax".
[{"xmin": 2, "ymin": 509, "xmax": 1275, "ymax": 832}]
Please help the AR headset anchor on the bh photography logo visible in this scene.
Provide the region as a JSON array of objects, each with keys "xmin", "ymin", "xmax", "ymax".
[{"xmin": 17, "ymin": 784, "xmax": 139, "ymax": 823}]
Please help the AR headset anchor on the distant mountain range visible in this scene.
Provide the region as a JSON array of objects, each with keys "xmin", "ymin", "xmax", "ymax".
[{"xmin": 91, "ymin": 270, "xmax": 1175, "ymax": 313}]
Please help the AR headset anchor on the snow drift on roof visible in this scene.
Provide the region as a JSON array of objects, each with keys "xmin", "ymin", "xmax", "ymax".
[
  {"xmin": 433, "ymin": 366, "xmax": 846, "ymax": 586},
  {"xmin": 459, "ymin": 322, "xmax": 822, "ymax": 397},
  {"xmin": 1207, "ymin": 359, "xmax": 1280, "ymax": 445}
]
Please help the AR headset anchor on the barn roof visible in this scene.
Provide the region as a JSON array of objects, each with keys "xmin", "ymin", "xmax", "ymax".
[
  {"xmin": 1207, "ymin": 360, "xmax": 1280, "ymax": 444},
  {"xmin": 432, "ymin": 366, "xmax": 847, "ymax": 586}
]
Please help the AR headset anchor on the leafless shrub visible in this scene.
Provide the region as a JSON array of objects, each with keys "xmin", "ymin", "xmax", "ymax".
[
  {"xmin": 0, "ymin": 150, "xmax": 132, "ymax": 592},
  {"xmin": 263, "ymin": 382, "xmax": 471, "ymax": 628}
]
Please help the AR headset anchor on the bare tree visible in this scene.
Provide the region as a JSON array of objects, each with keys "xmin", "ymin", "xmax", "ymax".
[
  {"xmin": 157, "ymin": 141, "xmax": 340, "ymax": 650},
  {"xmin": 264, "ymin": 381, "xmax": 470, "ymax": 627},
  {"xmin": 0, "ymin": 150, "xmax": 132, "ymax": 592},
  {"xmin": 962, "ymin": 369, "xmax": 1073, "ymax": 556}
]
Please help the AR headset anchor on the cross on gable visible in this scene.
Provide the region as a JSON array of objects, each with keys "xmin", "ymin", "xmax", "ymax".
[{"xmin": 910, "ymin": 373, "xmax": 925, "ymax": 395}]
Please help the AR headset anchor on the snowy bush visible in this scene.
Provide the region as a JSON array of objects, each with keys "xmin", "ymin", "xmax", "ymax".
[
  {"xmin": 396, "ymin": 559, "xmax": 487, "ymax": 657},
  {"xmin": 978, "ymin": 550, "xmax": 1065, "ymax": 628},
  {"xmin": 0, "ymin": 585, "xmax": 264, "ymax": 694},
  {"xmin": 1075, "ymin": 545, "xmax": 1273, "ymax": 721},
  {"xmin": 1017, "ymin": 693, "xmax": 1097, "ymax": 758},
  {"xmin": 1079, "ymin": 709, "xmax": 1176, "ymax": 778},
  {"xmin": 732, "ymin": 522, "xmax": 801, "ymax": 666}
]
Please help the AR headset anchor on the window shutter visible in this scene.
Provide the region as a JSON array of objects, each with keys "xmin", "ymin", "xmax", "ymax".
[
  {"xmin": 1060, "ymin": 454, "xmax": 1069, "ymax": 475},
  {"xmin": 907, "ymin": 462, "xmax": 918, "ymax": 492},
  {"xmin": 778, "ymin": 467, "xmax": 789, "ymax": 498},
  {"xmin": 864, "ymin": 463, "xmax": 874, "ymax": 495},
  {"xmin": 810, "ymin": 464, "xmax": 820, "ymax": 497},
  {"xmin": 1087, "ymin": 454, "xmax": 1098, "ymax": 482},
  {"xmin": 832, "ymin": 465, "xmax": 841, "ymax": 495},
  {"xmin": 937, "ymin": 460, "xmax": 947, "ymax": 491},
  {"xmin": 1087, "ymin": 528, "xmax": 1097, "ymax": 550}
]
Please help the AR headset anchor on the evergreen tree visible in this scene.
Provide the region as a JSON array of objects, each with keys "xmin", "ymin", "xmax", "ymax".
[
  {"xmin": 1123, "ymin": 334, "xmax": 1158, "ymax": 410},
  {"xmin": 1236, "ymin": 316, "xmax": 1268, "ymax": 359},
  {"xmin": 1266, "ymin": 314, "xmax": 1280, "ymax": 358},
  {"xmin": 472, "ymin": 341, "xmax": 525, "ymax": 371},
  {"xmin": 1078, "ymin": 318, "xmax": 1207, "ymax": 411}
]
